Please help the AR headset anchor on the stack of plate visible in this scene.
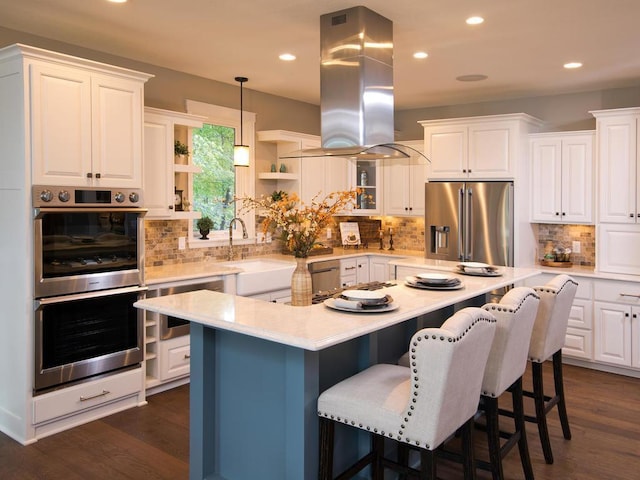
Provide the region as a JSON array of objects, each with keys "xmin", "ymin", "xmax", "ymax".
[
  {"xmin": 455, "ymin": 262, "xmax": 502, "ymax": 277},
  {"xmin": 404, "ymin": 272, "xmax": 464, "ymax": 290},
  {"xmin": 324, "ymin": 289, "xmax": 398, "ymax": 313}
]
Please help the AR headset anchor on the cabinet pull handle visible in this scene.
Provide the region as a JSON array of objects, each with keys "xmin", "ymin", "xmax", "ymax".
[
  {"xmin": 95, "ymin": 173, "xmax": 101, "ymax": 179},
  {"xmin": 184, "ymin": 354, "xmax": 191, "ymax": 359},
  {"xmin": 631, "ymin": 213, "xmax": 635, "ymax": 218},
  {"xmin": 620, "ymin": 293, "xmax": 640, "ymax": 299},
  {"xmin": 80, "ymin": 390, "xmax": 110, "ymax": 402},
  {"xmin": 345, "ymin": 266, "xmax": 356, "ymax": 271},
  {"xmin": 86, "ymin": 172, "xmax": 93, "ymax": 179}
]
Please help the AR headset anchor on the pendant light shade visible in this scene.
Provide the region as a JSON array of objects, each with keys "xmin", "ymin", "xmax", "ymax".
[{"xmin": 233, "ymin": 76, "xmax": 250, "ymax": 167}]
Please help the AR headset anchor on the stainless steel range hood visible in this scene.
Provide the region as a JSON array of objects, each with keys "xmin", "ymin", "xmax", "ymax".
[{"xmin": 281, "ymin": 6, "xmax": 425, "ymax": 161}]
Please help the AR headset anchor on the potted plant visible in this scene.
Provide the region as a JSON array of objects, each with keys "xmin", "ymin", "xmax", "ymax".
[
  {"xmin": 174, "ymin": 140, "xmax": 190, "ymax": 160},
  {"xmin": 196, "ymin": 216, "xmax": 214, "ymax": 239}
]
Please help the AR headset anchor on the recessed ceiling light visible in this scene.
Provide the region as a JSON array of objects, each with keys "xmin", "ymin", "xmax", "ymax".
[
  {"xmin": 107, "ymin": 0, "xmax": 128, "ymax": 3},
  {"xmin": 466, "ymin": 16, "xmax": 484, "ymax": 25},
  {"xmin": 564, "ymin": 62, "xmax": 583, "ymax": 69},
  {"xmin": 279, "ymin": 53, "xmax": 296, "ymax": 61},
  {"xmin": 456, "ymin": 74, "xmax": 488, "ymax": 82},
  {"xmin": 413, "ymin": 51, "xmax": 428, "ymax": 59}
]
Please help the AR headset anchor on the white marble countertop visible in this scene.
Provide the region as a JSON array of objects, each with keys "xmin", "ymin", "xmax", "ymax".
[{"xmin": 135, "ymin": 263, "xmax": 541, "ymax": 351}]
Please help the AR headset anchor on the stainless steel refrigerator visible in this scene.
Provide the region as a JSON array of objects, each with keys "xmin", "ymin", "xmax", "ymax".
[{"xmin": 425, "ymin": 181, "xmax": 514, "ymax": 266}]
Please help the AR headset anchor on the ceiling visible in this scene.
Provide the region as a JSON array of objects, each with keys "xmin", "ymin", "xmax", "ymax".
[{"xmin": 1, "ymin": 0, "xmax": 640, "ymax": 110}]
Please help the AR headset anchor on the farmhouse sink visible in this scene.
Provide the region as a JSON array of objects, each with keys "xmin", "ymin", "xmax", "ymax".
[{"xmin": 220, "ymin": 258, "xmax": 296, "ymax": 296}]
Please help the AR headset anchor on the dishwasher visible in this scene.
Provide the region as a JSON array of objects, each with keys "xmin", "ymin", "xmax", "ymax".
[
  {"xmin": 158, "ymin": 279, "xmax": 224, "ymax": 339},
  {"xmin": 308, "ymin": 259, "xmax": 341, "ymax": 294}
]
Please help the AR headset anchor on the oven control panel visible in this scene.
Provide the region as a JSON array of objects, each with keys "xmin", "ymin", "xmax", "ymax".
[{"xmin": 33, "ymin": 185, "xmax": 144, "ymax": 208}]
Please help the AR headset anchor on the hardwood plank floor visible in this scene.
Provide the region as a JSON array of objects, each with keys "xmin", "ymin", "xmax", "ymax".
[{"xmin": 0, "ymin": 364, "xmax": 638, "ymax": 479}]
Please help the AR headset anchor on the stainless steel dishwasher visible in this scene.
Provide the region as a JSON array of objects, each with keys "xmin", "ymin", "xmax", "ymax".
[{"xmin": 308, "ymin": 259, "xmax": 341, "ymax": 294}]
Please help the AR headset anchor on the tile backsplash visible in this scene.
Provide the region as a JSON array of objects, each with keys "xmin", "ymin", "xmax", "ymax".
[{"xmin": 534, "ymin": 223, "xmax": 595, "ymax": 266}]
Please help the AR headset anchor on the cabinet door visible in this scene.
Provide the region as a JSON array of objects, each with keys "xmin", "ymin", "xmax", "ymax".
[
  {"xmin": 633, "ymin": 307, "xmax": 640, "ymax": 369},
  {"xmin": 300, "ymin": 156, "xmax": 326, "ymax": 205},
  {"xmin": 369, "ymin": 257, "xmax": 392, "ymax": 282},
  {"xmin": 561, "ymin": 134, "xmax": 594, "ymax": 223},
  {"xmin": 383, "ymin": 157, "xmax": 410, "ymax": 215},
  {"xmin": 91, "ymin": 74, "xmax": 144, "ymax": 188},
  {"xmin": 144, "ymin": 113, "xmax": 174, "ymax": 217},
  {"xmin": 356, "ymin": 258, "xmax": 369, "ymax": 284},
  {"xmin": 594, "ymin": 301, "xmax": 631, "ymax": 366},
  {"xmin": 598, "ymin": 224, "xmax": 640, "ymax": 275},
  {"xmin": 468, "ymin": 121, "xmax": 515, "ymax": 179},
  {"xmin": 409, "ymin": 158, "xmax": 427, "ymax": 216},
  {"xmin": 597, "ymin": 115, "xmax": 637, "ymax": 223},
  {"xmin": 30, "ymin": 61, "xmax": 92, "ymax": 186},
  {"xmin": 424, "ymin": 125, "xmax": 467, "ymax": 179},
  {"xmin": 530, "ymin": 138, "xmax": 562, "ymax": 222}
]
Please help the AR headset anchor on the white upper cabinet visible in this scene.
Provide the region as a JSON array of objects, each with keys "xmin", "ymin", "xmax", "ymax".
[
  {"xmin": 420, "ymin": 113, "xmax": 543, "ymax": 180},
  {"xmin": 530, "ymin": 131, "xmax": 594, "ymax": 224},
  {"xmin": 143, "ymin": 107, "xmax": 205, "ymax": 218},
  {"xmin": 24, "ymin": 50, "xmax": 151, "ymax": 187},
  {"xmin": 592, "ymin": 108, "xmax": 640, "ymax": 223},
  {"xmin": 383, "ymin": 140, "xmax": 426, "ymax": 216}
]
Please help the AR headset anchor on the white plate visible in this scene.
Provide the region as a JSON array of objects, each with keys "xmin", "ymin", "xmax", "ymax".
[
  {"xmin": 405, "ymin": 277, "xmax": 465, "ymax": 290},
  {"xmin": 414, "ymin": 272, "xmax": 453, "ymax": 284},
  {"xmin": 457, "ymin": 269, "xmax": 502, "ymax": 277},
  {"xmin": 459, "ymin": 262, "xmax": 491, "ymax": 269},
  {"xmin": 324, "ymin": 298, "xmax": 399, "ymax": 313},
  {"xmin": 341, "ymin": 289, "xmax": 388, "ymax": 301}
]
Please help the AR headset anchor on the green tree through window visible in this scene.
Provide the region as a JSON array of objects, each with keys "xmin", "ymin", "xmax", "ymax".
[{"xmin": 192, "ymin": 123, "xmax": 236, "ymax": 231}]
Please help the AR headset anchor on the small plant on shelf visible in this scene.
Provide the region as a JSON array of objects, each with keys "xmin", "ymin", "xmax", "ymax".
[
  {"xmin": 174, "ymin": 140, "xmax": 190, "ymax": 156},
  {"xmin": 196, "ymin": 216, "xmax": 214, "ymax": 239}
]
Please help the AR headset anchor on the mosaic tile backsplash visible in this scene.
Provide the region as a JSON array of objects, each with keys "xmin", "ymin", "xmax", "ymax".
[{"xmin": 144, "ymin": 218, "xmax": 594, "ymax": 267}]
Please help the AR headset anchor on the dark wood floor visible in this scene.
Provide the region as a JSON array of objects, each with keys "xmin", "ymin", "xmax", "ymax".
[{"xmin": 1, "ymin": 363, "xmax": 639, "ymax": 479}]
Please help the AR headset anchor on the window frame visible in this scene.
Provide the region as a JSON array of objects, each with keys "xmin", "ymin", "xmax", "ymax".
[{"xmin": 185, "ymin": 99, "xmax": 256, "ymax": 247}]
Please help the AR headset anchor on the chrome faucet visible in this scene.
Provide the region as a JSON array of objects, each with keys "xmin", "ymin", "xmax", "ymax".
[{"xmin": 228, "ymin": 217, "xmax": 248, "ymax": 260}]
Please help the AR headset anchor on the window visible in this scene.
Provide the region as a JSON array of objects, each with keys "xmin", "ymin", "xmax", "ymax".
[{"xmin": 186, "ymin": 100, "xmax": 255, "ymax": 243}]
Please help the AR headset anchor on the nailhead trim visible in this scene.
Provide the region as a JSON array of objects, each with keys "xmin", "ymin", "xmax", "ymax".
[{"xmin": 483, "ymin": 291, "xmax": 540, "ymax": 315}]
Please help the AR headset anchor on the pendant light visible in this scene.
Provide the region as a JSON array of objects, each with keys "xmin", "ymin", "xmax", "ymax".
[{"xmin": 233, "ymin": 76, "xmax": 250, "ymax": 167}]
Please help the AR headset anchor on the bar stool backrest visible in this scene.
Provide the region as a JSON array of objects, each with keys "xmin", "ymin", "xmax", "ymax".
[{"xmin": 529, "ymin": 274, "xmax": 578, "ymax": 363}]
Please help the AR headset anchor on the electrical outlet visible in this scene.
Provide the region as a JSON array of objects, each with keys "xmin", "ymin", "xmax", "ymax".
[
  {"xmin": 572, "ymin": 240, "xmax": 581, "ymax": 254},
  {"xmin": 178, "ymin": 237, "xmax": 186, "ymax": 250},
  {"xmin": 326, "ymin": 227, "xmax": 332, "ymax": 239},
  {"xmin": 256, "ymin": 232, "xmax": 265, "ymax": 243}
]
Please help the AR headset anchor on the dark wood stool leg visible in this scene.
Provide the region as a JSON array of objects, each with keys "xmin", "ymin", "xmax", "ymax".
[
  {"xmin": 397, "ymin": 443, "xmax": 409, "ymax": 480},
  {"xmin": 372, "ymin": 434, "xmax": 384, "ymax": 480},
  {"xmin": 511, "ymin": 377, "xmax": 534, "ymax": 480},
  {"xmin": 553, "ymin": 350, "xmax": 572, "ymax": 440},
  {"xmin": 420, "ymin": 449, "xmax": 437, "ymax": 480},
  {"xmin": 461, "ymin": 417, "xmax": 477, "ymax": 480},
  {"xmin": 484, "ymin": 397, "xmax": 504, "ymax": 480},
  {"xmin": 319, "ymin": 417, "xmax": 334, "ymax": 480},
  {"xmin": 532, "ymin": 361, "xmax": 554, "ymax": 464}
]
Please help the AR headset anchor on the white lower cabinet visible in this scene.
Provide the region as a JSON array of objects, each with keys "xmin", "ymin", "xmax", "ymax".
[
  {"xmin": 341, "ymin": 257, "xmax": 369, "ymax": 287},
  {"xmin": 249, "ymin": 288, "xmax": 292, "ymax": 303},
  {"xmin": 159, "ymin": 336, "xmax": 191, "ymax": 381},
  {"xmin": 369, "ymin": 256, "xmax": 394, "ymax": 282}
]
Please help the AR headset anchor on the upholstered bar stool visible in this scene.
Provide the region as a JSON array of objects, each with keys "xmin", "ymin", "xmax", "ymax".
[
  {"xmin": 525, "ymin": 274, "xmax": 578, "ymax": 464},
  {"xmin": 478, "ymin": 287, "xmax": 540, "ymax": 480},
  {"xmin": 317, "ymin": 307, "xmax": 497, "ymax": 480}
]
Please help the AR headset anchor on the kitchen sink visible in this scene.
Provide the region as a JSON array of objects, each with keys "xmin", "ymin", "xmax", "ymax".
[{"xmin": 220, "ymin": 258, "xmax": 295, "ymax": 296}]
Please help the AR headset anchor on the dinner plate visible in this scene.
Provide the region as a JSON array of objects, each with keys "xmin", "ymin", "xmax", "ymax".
[
  {"xmin": 455, "ymin": 268, "xmax": 502, "ymax": 277},
  {"xmin": 324, "ymin": 298, "xmax": 399, "ymax": 313},
  {"xmin": 459, "ymin": 262, "xmax": 491, "ymax": 269},
  {"xmin": 414, "ymin": 272, "xmax": 453, "ymax": 284},
  {"xmin": 341, "ymin": 289, "xmax": 388, "ymax": 301},
  {"xmin": 405, "ymin": 277, "xmax": 465, "ymax": 290}
]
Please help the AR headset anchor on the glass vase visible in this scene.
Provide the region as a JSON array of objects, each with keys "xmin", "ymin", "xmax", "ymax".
[{"xmin": 291, "ymin": 257, "xmax": 312, "ymax": 306}]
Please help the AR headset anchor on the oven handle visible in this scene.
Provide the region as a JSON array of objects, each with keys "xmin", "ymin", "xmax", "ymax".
[
  {"xmin": 35, "ymin": 285, "xmax": 148, "ymax": 307},
  {"xmin": 34, "ymin": 207, "xmax": 147, "ymax": 219}
]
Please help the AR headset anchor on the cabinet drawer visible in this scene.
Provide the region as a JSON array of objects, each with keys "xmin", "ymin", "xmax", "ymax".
[
  {"xmin": 563, "ymin": 327, "xmax": 593, "ymax": 360},
  {"xmin": 594, "ymin": 279, "xmax": 640, "ymax": 304},
  {"xmin": 568, "ymin": 298, "xmax": 593, "ymax": 329},
  {"xmin": 159, "ymin": 336, "xmax": 190, "ymax": 381},
  {"xmin": 33, "ymin": 368, "xmax": 142, "ymax": 424},
  {"xmin": 340, "ymin": 258, "xmax": 357, "ymax": 275}
]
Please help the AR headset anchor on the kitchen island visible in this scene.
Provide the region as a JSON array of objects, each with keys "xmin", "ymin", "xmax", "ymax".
[{"xmin": 134, "ymin": 263, "xmax": 540, "ymax": 480}]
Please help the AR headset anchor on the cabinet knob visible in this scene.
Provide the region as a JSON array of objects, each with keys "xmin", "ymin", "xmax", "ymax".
[
  {"xmin": 462, "ymin": 169, "xmax": 467, "ymax": 173},
  {"xmin": 562, "ymin": 212, "xmax": 566, "ymax": 216},
  {"xmin": 631, "ymin": 213, "xmax": 635, "ymax": 218},
  {"xmin": 555, "ymin": 212, "xmax": 560, "ymax": 216},
  {"xmin": 169, "ymin": 205, "xmax": 174, "ymax": 210},
  {"xmin": 625, "ymin": 313, "xmax": 630, "ymax": 317},
  {"xmin": 86, "ymin": 172, "xmax": 93, "ymax": 179},
  {"xmin": 95, "ymin": 173, "xmax": 101, "ymax": 179},
  {"xmin": 405, "ymin": 207, "xmax": 409, "ymax": 211},
  {"xmin": 409, "ymin": 207, "xmax": 413, "ymax": 211}
]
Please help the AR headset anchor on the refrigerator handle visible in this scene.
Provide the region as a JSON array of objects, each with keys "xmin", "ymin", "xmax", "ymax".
[
  {"xmin": 467, "ymin": 188, "xmax": 473, "ymax": 260},
  {"xmin": 458, "ymin": 188, "xmax": 464, "ymax": 261}
]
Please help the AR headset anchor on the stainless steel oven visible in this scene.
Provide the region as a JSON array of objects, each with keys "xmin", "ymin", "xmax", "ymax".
[
  {"xmin": 31, "ymin": 185, "xmax": 147, "ymax": 393},
  {"xmin": 34, "ymin": 286, "xmax": 146, "ymax": 393}
]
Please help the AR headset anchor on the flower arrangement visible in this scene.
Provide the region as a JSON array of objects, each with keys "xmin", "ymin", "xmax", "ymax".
[{"xmin": 239, "ymin": 190, "xmax": 358, "ymax": 258}]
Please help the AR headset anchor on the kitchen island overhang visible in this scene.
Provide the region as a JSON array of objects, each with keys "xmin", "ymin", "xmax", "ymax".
[{"xmin": 134, "ymin": 265, "xmax": 541, "ymax": 480}]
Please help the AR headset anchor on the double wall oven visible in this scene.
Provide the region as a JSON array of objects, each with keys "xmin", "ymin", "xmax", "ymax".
[{"xmin": 32, "ymin": 185, "xmax": 147, "ymax": 394}]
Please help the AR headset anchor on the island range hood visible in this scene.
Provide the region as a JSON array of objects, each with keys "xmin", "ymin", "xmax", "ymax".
[{"xmin": 281, "ymin": 6, "xmax": 425, "ymax": 160}]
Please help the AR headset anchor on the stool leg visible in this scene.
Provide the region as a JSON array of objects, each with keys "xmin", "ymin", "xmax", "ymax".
[
  {"xmin": 319, "ymin": 417, "xmax": 334, "ymax": 480},
  {"xmin": 512, "ymin": 377, "xmax": 534, "ymax": 480},
  {"xmin": 484, "ymin": 396, "xmax": 504, "ymax": 480},
  {"xmin": 420, "ymin": 449, "xmax": 436, "ymax": 480},
  {"xmin": 461, "ymin": 417, "xmax": 477, "ymax": 480},
  {"xmin": 372, "ymin": 435, "xmax": 384, "ymax": 480},
  {"xmin": 553, "ymin": 350, "xmax": 572, "ymax": 440},
  {"xmin": 532, "ymin": 361, "xmax": 554, "ymax": 464}
]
